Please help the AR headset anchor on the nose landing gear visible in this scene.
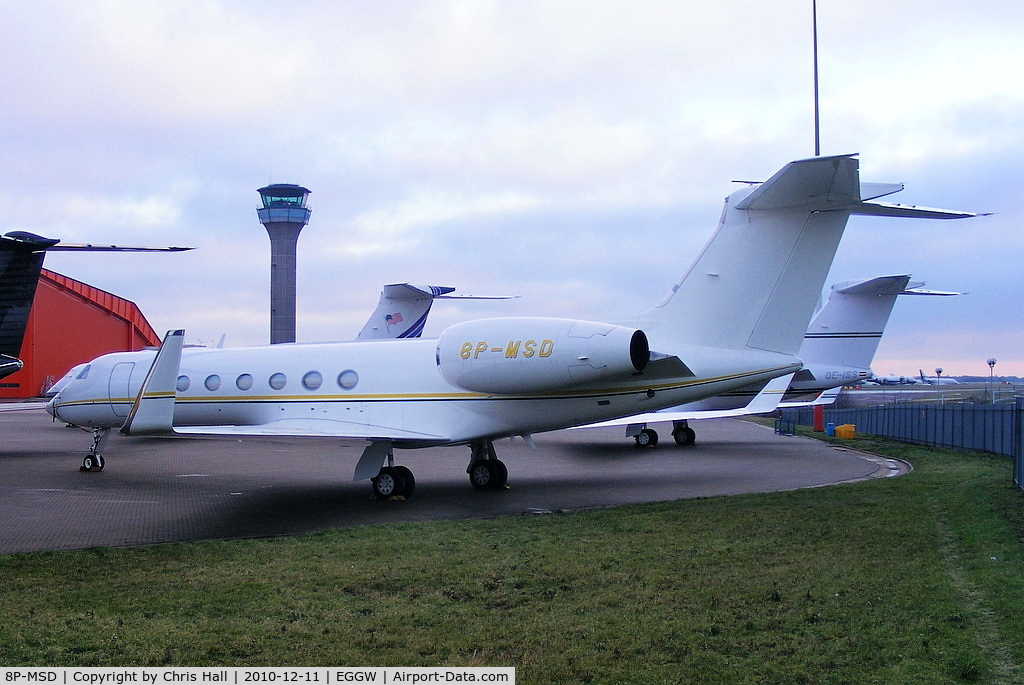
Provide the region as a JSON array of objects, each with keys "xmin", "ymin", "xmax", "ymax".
[{"xmin": 79, "ymin": 428, "xmax": 111, "ymax": 472}]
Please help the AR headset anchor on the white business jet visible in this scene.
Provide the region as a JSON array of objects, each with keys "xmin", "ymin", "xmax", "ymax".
[
  {"xmin": 783, "ymin": 275, "xmax": 960, "ymax": 402},
  {"xmin": 588, "ymin": 274, "xmax": 960, "ymax": 446},
  {"xmin": 46, "ymin": 155, "xmax": 980, "ymax": 499}
]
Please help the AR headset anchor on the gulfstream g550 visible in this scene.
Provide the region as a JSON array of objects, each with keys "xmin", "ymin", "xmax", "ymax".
[{"xmin": 46, "ymin": 155, "xmax": 980, "ymax": 499}]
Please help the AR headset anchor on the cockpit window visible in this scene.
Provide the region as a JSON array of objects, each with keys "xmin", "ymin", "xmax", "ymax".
[{"xmin": 76, "ymin": 365, "xmax": 91, "ymax": 380}]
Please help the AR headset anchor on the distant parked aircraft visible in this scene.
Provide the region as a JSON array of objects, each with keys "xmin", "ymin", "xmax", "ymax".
[
  {"xmin": 919, "ymin": 369, "xmax": 960, "ymax": 385},
  {"xmin": 0, "ymin": 231, "xmax": 190, "ymax": 380}
]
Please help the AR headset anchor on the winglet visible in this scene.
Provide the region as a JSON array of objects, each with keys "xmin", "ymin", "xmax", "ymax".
[
  {"xmin": 121, "ymin": 329, "xmax": 184, "ymax": 435},
  {"xmin": 743, "ymin": 372, "xmax": 795, "ymax": 414}
]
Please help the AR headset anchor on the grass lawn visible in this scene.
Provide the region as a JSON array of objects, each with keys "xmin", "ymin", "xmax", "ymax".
[{"xmin": 2, "ymin": 429, "xmax": 1023, "ymax": 683}]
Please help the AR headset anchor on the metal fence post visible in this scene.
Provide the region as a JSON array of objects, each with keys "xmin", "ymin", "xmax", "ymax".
[{"xmin": 1014, "ymin": 396, "xmax": 1024, "ymax": 492}]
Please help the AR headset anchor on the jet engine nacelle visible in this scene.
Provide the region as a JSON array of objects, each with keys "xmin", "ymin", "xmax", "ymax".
[{"xmin": 436, "ymin": 317, "xmax": 650, "ymax": 394}]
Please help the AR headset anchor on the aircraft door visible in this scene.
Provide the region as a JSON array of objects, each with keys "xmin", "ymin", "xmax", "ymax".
[{"xmin": 109, "ymin": 362, "xmax": 135, "ymax": 417}]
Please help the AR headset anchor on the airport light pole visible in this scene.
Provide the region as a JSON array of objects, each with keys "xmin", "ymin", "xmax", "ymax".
[
  {"xmin": 988, "ymin": 357, "xmax": 998, "ymax": 404},
  {"xmin": 935, "ymin": 367, "xmax": 943, "ymax": 404}
]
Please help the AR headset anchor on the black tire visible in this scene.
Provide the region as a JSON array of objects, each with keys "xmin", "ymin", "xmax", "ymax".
[
  {"xmin": 489, "ymin": 459, "xmax": 508, "ymax": 489},
  {"xmin": 468, "ymin": 460, "xmax": 496, "ymax": 490},
  {"xmin": 392, "ymin": 465, "xmax": 416, "ymax": 498},
  {"xmin": 673, "ymin": 426, "xmax": 696, "ymax": 446},
  {"xmin": 372, "ymin": 467, "xmax": 407, "ymax": 500},
  {"xmin": 634, "ymin": 428, "xmax": 659, "ymax": 447}
]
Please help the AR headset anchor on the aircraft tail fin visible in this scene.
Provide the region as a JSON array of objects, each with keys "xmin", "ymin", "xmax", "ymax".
[
  {"xmin": 356, "ymin": 284, "xmax": 516, "ymax": 340},
  {"xmin": 0, "ymin": 232, "xmax": 58, "ymax": 366},
  {"xmin": 801, "ymin": 275, "xmax": 908, "ymax": 372},
  {"xmin": 801, "ymin": 275, "xmax": 961, "ymax": 373},
  {"xmin": 120, "ymin": 329, "xmax": 184, "ymax": 436},
  {"xmin": 635, "ymin": 155, "xmax": 861, "ymax": 356},
  {"xmin": 632, "ymin": 155, "xmax": 981, "ymax": 358},
  {"xmin": 357, "ymin": 284, "xmax": 454, "ymax": 340}
]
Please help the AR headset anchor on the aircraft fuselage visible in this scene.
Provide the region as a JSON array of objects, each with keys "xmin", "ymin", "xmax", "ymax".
[{"xmin": 47, "ymin": 337, "xmax": 799, "ymax": 446}]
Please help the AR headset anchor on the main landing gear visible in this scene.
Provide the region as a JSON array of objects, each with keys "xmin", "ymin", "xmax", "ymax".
[
  {"xmin": 79, "ymin": 428, "xmax": 111, "ymax": 472},
  {"xmin": 369, "ymin": 443, "xmax": 416, "ymax": 500},
  {"xmin": 371, "ymin": 465, "xmax": 416, "ymax": 500},
  {"xmin": 632, "ymin": 420, "xmax": 697, "ymax": 448},
  {"xmin": 368, "ymin": 438, "xmax": 509, "ymax": 500},
  {"xmin": 466, "ymin": 440, "xmax": 508, "ymax": 491}
]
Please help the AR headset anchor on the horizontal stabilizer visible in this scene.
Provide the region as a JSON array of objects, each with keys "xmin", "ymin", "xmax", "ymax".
[
  {"xmin": 903, "ymin": 287, "xmax": 962, "ymax": 296},
  {"xmin": 734, "ymin": 154, "xmax": 859, "ymax": 211},
  {"xmin": 859, "ymin": 182, "xmax": 904, "ymax": 201},
  {"xmin": 381, "ymin": 283, "xmax": 516, "ymax": 301},
  {"xmin": 121, "ymin": 329, "xmax": 184, "ymax": 435},
  {"xmin": 851, "ymin": 201, "xmax": 986, "ymax": 220},
  {"xmin": 48, "ymin": 243, "xmax": 194, "ymax": 252},
  {"xmin": 382, "ymin": 284, "xmax": 455, "ymax": 300},
  {"xmin": 831, "ymin": 274, "xmax": 913, "ymax": 296},
  {"xmin": 829, "ymin": 275, "xmax": 959, "ymax": 298}
]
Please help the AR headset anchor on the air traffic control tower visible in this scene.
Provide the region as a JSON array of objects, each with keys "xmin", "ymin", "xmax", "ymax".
[{"xmin": 257, "ymin": 183, "xmax": 311, "ymax": 344}]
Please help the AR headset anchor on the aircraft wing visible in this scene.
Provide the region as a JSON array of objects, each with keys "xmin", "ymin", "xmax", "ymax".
[
  {"xmin": 778, "ymin": 385, "xmax": 842, "ymax": 409},
  {"xmin": 175, "ymin": 419, "xmax": 449, "ymax": 443},
  {"xmin": 575, "ymin": 372, "xmax": 794, "ymax": 430}
]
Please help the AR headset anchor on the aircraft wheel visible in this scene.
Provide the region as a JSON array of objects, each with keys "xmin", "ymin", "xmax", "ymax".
[
  {"xmin": 634, "ymin": 428, "xmax": 659, "ymax": 447},
  {"xmin": 371, "ymin": 467, "xmax": 407, "ymax": 500},
  {"xmin": 490, "ymin": 459, "xmax": 508, "ymax": 489},
  {"xmin": 673, "ymin": 426, "xmax": 696, "ymax": 446},
  {"xmin": 469, "ymin": 459, "xmax": 507, "ymax": 490},
  {"xmin": 393, "ymin": 465, "xmax": 416, "ymax": 498},
  {"xmin": 81, "ymin": 454, "xmax": 104, "ymax": 472}
]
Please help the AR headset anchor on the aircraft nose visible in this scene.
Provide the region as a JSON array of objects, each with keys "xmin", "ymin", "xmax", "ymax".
[{"xmin": 45, "ymin": 395, "xmax": 60, "ymax": 420}]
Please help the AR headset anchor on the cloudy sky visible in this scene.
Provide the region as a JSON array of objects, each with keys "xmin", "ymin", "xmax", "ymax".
[{"xmin": 3, "ymin": 1, "xmax": 1021, "ymax": 376}]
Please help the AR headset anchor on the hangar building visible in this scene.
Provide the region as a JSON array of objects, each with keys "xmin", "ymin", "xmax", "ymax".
[{"xmin": 0, "ymin": 268, "xmax": 159, "ymax": 399}]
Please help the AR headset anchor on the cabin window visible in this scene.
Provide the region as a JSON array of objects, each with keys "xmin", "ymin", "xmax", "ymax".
[
  {"xmin": 269, "ymin": 372, "xmax": 287, "ymax": 390},
  {"xmin": 302, "ymin": 371, "xmax": 323, "ymax": 391},
  {"xmin": 338, "ymin": 369, "xmax": 359, "ymax": 390},
  {"xmin": 236, "ymin": 374, "xmax": 253, "ymax": 391},
  {"xmin": 176, "ymin": 375, "xmax": 190, "ymax": 392},
  {"xmin": 204, "ymin": 374, "xmax": 221, "ymax": 391}
]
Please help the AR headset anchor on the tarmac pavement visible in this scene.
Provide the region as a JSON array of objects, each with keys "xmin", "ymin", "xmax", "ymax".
[{"xmin": 0, "ymin": 407, "xmax": 907, "ymax": 553}]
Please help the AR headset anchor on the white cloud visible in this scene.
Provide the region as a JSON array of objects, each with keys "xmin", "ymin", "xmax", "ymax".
[{"xmin": 1, "ymin": 0, "xmax": 1021, "ymax": 373}]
